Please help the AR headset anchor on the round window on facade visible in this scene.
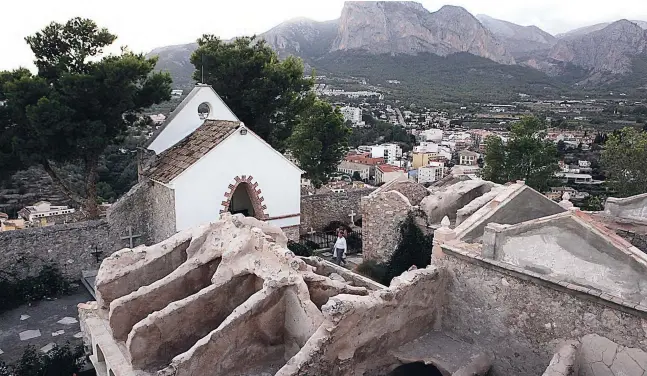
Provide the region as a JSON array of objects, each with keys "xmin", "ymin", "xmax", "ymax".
[{"xmin": 198, "ymin": 102, "xmax": 211, "ymax": 120}]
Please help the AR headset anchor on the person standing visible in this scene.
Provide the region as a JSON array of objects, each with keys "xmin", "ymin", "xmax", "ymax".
[{"xmin": 333, "ymin": 230, "xmax": 347, "ymax": 266}]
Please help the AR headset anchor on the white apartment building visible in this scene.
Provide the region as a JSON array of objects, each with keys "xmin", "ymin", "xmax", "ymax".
[
  {"xmin": 414, "ymin": 142, "xmax": 439, "ymax": 154},
  {"xmin": 340, "ymin": 106, "xmax": 362, "ymax": 125},
  {"xmin": 418, "ymin": 162, "xmax": 445, "ymax": 184},
  {"xmin": 459, "ymin": 150, "xmax": 479, "ymax": 166},
  {"xmin": 376, "ymin": 164, "xmax": 407, "ymax": 185},
  {"xmin": 337, "ymin": 161, "xmax": 371, "ymax": 181},
  {"xmin": 420, "ymin": 129, "xmax": 443, "ymax": 142},
  {"xmin": 371, "ymin": 143, "xmax": 403, "ymax": 165},
  {"xmin": 18, "ymin": 201, "xmax": 75, "ymax": 222}
]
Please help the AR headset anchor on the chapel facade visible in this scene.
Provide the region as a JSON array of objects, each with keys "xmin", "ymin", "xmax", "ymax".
[{"xmin": 107, "ymin": 84, "xmax": 303, "ymax": 244}]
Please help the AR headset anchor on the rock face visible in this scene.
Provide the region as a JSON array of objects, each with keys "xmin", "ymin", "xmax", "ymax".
[
  {"xmin": 331, "ymin": 2, "xmax": 514, "ymax": 64},
  {"xmin": 477, "ymin": 14, "xmax": 556, "ymax": 57},
  {"xmin": 549, "ymin": 20, "xmax": 647, "ymax": 74},
  {"xmin": 261, "ymin": 17, "xmax": 338, "ymax": 58},
  {"xmin": 557, "ymin": 20, "xmax": 647, "ymax": 40}
]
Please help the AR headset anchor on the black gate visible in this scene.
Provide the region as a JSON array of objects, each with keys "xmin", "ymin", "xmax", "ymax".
[{"xmin": 299, "ymin": 228, "xmax": 362, "ymax": 254}]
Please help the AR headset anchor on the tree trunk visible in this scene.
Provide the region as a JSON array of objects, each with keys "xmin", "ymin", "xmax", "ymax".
[
  {"xmin": 84, "ymin": 156, "xmax": 100, "ymax": 219},
  {"xmin": 41, "ymin": 160, "xmax": 85, "ymax": 208}
]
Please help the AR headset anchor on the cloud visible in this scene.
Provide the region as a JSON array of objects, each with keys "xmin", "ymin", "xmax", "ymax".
[{"xmin": 1, "ymin": 0, "xmax": 647, "ymax": 71}]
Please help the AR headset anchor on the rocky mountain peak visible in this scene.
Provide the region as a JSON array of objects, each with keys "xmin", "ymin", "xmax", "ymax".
[
  {"xmin": 331, "ymin": 1, "xmax": 514, "ymax": 64},
  {"xmin": 476, "ymin": 14, "xmax": 556, "ymax": 57},
  {"xmin": 549, "ymin": 19, "xmax": 647, "ymax": 74},
  {"xmin": 434, "ymin": 4, "xmax": 474, "ymax": 18}
]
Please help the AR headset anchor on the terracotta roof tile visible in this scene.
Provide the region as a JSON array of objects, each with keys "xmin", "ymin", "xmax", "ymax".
[{"xmin": 145, "ymin": 120, "xmax": 241, "ymax": 183}]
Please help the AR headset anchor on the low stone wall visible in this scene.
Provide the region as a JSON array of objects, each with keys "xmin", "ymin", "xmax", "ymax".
[
  {"xmin": 0, "ymin": 220, "xmax": 116, "ymax": 280},
  {"xmin": 605, "ymin": 193, "xmax": 647, "ymax": 221},
  {"xmin": 434, "ymin": 244, "xmax": 647, "ymax": 376},
  {"xmin": 300, "ymin": 188, "xmax": 374, "ymax": 233}
]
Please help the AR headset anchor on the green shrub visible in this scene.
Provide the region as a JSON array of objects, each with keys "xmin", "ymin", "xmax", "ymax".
[
  {"xmin": 9, "ymin": 343, "xmax": 86, "ymax": 376},
  {"xmin": 0, "ymin": 362, "xmax": 10, "ymax": 376},
  {"xmin": 304, "ymin": 240, "xmax": 320, "ymax": 251},
  {"xmin": 0, "ymin": 263, "xmax": 71, "ymax": 313},
  {"xmin": 357, "ymin": 214, "xmax": 433, "ymax": 286},
  {"xmin": 287, "ymin": 240, "xmax": 312, "ymax": 257},
  {"xmin": 356, "ymin": 260, "xmax": 389, "ymax": 285},
  {"xmin": 346, "ymin": 231, "xmax": 362, "ymax": 252},
  {"xmin": 385, "ymin": 214, "xmax": 433, "ymax": 283}
]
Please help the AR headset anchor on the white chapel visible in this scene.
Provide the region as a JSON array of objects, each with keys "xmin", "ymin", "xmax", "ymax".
[{"xmin": 138, "ymin": 84, "xmax": 303, "ymax": 240}]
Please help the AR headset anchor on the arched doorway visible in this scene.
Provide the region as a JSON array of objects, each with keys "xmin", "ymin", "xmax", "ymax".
[
  {"xmin": 229, "ymin": 183, "xmax": 256, "ymax": 217},
  {"xmin": 389, "ymin": 362, "xmax": 444, "ymax": 376},
  {"xmin": 221, "ymin": 176, "xmax": 268, "ymax": 220}
]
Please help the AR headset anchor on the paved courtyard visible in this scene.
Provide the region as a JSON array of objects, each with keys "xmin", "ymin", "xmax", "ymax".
[{"xmin": 0, "ymin": 286, "xmax": 92, "ymax": 364}]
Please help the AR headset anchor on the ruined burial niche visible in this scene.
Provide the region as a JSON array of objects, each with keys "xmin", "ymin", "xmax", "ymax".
[
  {"xmin": 197, "ymin": 102, "xmax": 211, "ymax": 120},
  {"xmin": 389, "ymin": 362, "xmax": 444, "ymax": 376},
  {"xmin": 128, "ymin": 273, "xmax": 265, "ymax": 370}
]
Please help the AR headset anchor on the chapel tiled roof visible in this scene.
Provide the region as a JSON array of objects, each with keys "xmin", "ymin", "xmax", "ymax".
[{"xmin": 145, "ymin": 120, "xmax": 242, "ymax": 184}]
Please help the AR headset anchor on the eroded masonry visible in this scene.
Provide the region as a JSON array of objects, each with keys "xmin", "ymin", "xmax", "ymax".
[{"xmin": 80, "ymin": 181, "xmax": 647, "ymax": 376}]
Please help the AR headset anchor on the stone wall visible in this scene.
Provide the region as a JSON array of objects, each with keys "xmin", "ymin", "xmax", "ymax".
[
  {"xmin": 361, "ymin": 191, "xmax": 413, "ymax": 262},
  {"xmin": 0, "ymin": 220, "xmax": 117, "ymax": 280},
  {"xmin": 107, "ymin": 180, "xmax": 176, "ymax": 246},
  {"xmin": 300, "ymin": 188, "xmax": 374, "ymax": 233},
  {"xmin": 147, "ymin": 181, "xmax": 176, "ymax": 243},
  {"xmin": 435, "ymin": 246, "xmax": 647, "ymax": 376},
  {"xmin": 618, "ymin": 230, "xmax": 647, "ymax": 253},
  {"xmin": 282, "ymin": 225, "xmax": 300, "ymax": 242},
  {"xmin": 605, "ymin": 193, "xmax": 647, "ymax": 221}
]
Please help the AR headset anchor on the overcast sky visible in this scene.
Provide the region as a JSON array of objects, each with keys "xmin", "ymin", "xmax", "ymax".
[{"xmin": 2, "ymin": 0, "xmax": 647, "ymax": 71}]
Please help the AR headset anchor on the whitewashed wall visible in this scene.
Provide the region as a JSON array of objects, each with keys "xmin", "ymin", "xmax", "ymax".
[{"xmin": 171, "ymin": 130, "xmax": 302, "ymax": 231}]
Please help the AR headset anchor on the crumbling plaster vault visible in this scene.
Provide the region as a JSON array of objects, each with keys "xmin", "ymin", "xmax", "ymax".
[{"xmin": 80, "ymin": 213, "xmax": 477, "ymax": 376}]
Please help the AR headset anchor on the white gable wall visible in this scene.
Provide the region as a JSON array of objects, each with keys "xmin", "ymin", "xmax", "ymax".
[
  {"xmin": 148, "ymin": 86, "xmax": 238, "ymax": 154},
  {"xmin": 171, "ymin": 131, "xmax": 302, "ymax": 231}
]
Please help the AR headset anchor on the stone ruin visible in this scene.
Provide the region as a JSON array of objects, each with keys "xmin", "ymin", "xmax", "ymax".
[
  {"xmin": 79, "ymin": 213, "xmax": 492, "ymax": 376},
  {"xmin": 79, "ymin": 186, "xmax": 647, "ymax": 376}
]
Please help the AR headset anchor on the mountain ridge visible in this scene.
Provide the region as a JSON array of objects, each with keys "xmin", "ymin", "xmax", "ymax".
[{"xmin": 146, "ymin": 2, "xmax": 647, "ymax": 95}]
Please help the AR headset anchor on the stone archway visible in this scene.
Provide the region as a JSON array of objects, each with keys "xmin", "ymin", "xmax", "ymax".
[{"xmin": 220, "ymin": 175, "xmax": 268, "ymax": 220}]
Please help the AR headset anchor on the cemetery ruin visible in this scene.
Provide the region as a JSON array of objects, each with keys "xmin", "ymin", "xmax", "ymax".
[{"xmin": 76, "ymin": 180, "xmax": 647, "ymax": 376}]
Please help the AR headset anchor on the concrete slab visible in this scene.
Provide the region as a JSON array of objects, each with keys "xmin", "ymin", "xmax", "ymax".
[
  {"xmin": 0, "ymin": 348, "xmax": 4, "ymax": 355},
  {"xmin": 19, "ymin": 329, "xmax": 41, "ymax": 341},
  {"xmin": 20, "ymin": 315, "xmax": 30, "ymax": 321},
  {"xmin": 40, "ymin": 342, "xmax": 55, "ymax": 353},
  {"xmin": 57, "ymin": 317, "xmax": 78, "ymax": 325},
  {"xmin": 52, "ymin": 330, "xmax": 65, "ymax": 337}
]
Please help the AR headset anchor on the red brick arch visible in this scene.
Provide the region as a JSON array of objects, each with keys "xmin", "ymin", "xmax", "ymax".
[{"xmin": 220, "ymin": 175, "xmax": 268, "ymax": 220}]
